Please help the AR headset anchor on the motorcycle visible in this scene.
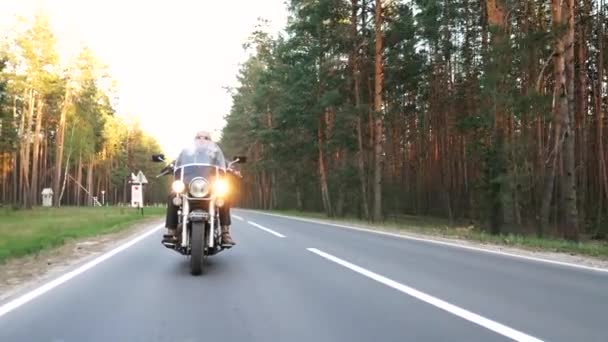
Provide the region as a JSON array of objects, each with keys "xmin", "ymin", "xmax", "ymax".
[{"xmin": 151, "ymin": 140, "xmax": 245, "ymax": 275}]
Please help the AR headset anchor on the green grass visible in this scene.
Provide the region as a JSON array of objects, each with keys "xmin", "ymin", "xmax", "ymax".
[
  {"xmin": 0, "ymin": 206, "xmax": 164, "ymax": 264},
  {"xmin": 266, "ymin": 210, "xmax": 608, "ymax": 259}
]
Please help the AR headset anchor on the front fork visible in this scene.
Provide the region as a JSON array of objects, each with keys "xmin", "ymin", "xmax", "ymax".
[
  {"xmin": 208, "ymin": 200, "xmax": 215, "ymax": 248},
  {"xmin": 181, "ymin": 196, "xmax": 189, "ymax": 248},
  {"xmin": 180, "ymin": 196, "xmax": 216, "ymax": 249}
]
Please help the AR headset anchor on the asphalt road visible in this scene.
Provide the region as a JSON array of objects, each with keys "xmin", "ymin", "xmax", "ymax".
[{"xmin": 1, "ymin": 210, "xmax": 607, "ymax": 342}]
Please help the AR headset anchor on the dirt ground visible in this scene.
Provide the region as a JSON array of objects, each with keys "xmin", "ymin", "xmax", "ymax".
[{"xmin": 0, "ymin": 218, "xmax": 163, "ymax": 303}]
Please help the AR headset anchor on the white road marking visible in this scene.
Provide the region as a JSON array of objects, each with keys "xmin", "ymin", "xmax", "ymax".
[
  {"xmin": 307, "ymin": 248, "xmax": 544, "ymax": 342},
  {"xmin": 243, "ymin": 210, "xmax": 608, "ymax": 274},
  {"xmin": 247, "ymin": 221, "xmax": 286, "ymax": 238},
  {"xmin": 232, "ymin": 214, "xmax": 244, "ymax": 221},
  {"xmin": 0, "ymin": 224, "xmax": 164, "ymax": 319}
]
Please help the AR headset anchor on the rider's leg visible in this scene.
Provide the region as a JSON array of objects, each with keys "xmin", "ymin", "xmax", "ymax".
[
  {"xmin": 219, "ymin": 199, "xmax": 235, "ymax": 246},
  {"xmin": 164, "ymin": 194, "xmax": 178, "ymax": 240}
]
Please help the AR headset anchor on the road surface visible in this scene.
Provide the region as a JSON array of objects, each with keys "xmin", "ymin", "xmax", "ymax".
[{"xmin": 1, "ymin": 210, "xmax": 607, "ymax": 342}]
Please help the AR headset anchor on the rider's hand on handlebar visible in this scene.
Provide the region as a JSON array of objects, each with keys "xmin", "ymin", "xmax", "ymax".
[
  {"xmin": 228, "ymin": 168, "xmax": 242, "ymax": 178},
  {"xmin": 156, "ymin": 163, "xmax": 174, "ymax": 178}
]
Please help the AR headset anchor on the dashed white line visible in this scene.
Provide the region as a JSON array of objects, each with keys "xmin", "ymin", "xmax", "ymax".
[
  {"xmin": 247, "ymin": 221, "xmax": 286, "ymax": 238},
  {"xmin": 232, "ymin": 214, "xmax": 244, "ymax": 221},
  {"xmin": 307, "ymin": 248, "xmax": 544, "ymax": 342},
  {"xmin": 0, "ymin": 224, "xmax": 164, "ymax": 319}
]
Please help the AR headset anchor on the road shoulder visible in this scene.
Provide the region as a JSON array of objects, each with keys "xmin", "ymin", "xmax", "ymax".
[
  {"xmin": 0, "ymin": 218, "xmax": 163, "ymax": 304},
  {"xmin": 241, "ymin": 209, "xmax": 608, "ymax": 272}
]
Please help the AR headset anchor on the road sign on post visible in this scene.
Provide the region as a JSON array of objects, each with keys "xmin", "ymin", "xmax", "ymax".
[
  {"xmin": 131, "ymin": 185, "xmax": 143, "ymax": 208},
  {"xmin": 130, "ymin": 171, "xmax": 148, "ymax": 216},
  {"xmin": 136, "ymin": 171, "xmax": 148, "ymax": 185}
]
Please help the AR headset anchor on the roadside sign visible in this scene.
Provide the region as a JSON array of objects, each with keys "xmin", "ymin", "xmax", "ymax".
[
  {"xmin": 131, "ymin": 185, "xmax": 143, "ymax": 208},
  {"xmin": 129, "ymin": 171, "xmax": 147, "ymax": 211},
  {"xmin": 136, "ymin": 170, "xmax": 148, "ymax": 184}
]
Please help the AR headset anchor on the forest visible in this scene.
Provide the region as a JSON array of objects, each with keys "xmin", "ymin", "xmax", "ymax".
[
  {"xmin": 222, "ymin": 0, "xmax": 608, "ymax": 241},
  {"xmin": 0, "ymin": 15, "xmax": 169, "ymax": 208}
]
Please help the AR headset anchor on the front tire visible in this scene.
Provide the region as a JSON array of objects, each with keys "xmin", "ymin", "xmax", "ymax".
[{"xmin": 190, "ymin": 222, "xmax": 204, "ymax": 275}]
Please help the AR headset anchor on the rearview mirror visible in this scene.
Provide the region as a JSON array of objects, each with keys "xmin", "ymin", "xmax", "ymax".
[
  {"xmin": 232, "ymin": 156, "xmax": 247, "ymax": 164},
  {"xmin": 152, "ymin": 154, "xmax": 165, "ymax": 162}
]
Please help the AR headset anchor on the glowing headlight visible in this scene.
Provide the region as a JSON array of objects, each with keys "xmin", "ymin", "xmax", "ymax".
[
  {"xmin": 189, "ymin": 178, "xmax": 210, "ymax": 198},
  {"xmin": 214, "ymin": 179, "xmax": 229, "ymax": 197},
  {"xmin": 172, "ymin": 180, "xmax": 185, "ymax": 193}
]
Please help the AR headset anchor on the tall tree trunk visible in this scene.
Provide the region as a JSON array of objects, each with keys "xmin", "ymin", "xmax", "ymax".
[
  {"xmin": 1, "ymin": 153, "xmax": 5, "ymax": 203},
  {"xmin": 122, "ymin": 178, "xmax": 127, "ymax": 205},
  {"xmin": 58, "ymin": 152, "xmax": 71, "ymax": 205},
  {"xmin": 22, "ymin": 90, "xmax": 33, "ymax": 205},
  {"xmin": 356, "ymin": 117, "xmax": 370, "ymax": 219},
  {"xmin": 260, "ymin": 170, "xmax": 268, "ymax": 209},
  {"xmin": 486, "ymin": 0, "xmax": 507, "ymax": 234},
  {"xmin": 294, "ymin": 174, "xmax": 303, "ymax": 210},
  {"xmin": 372, "ymin": 0, "xmax": 384, "ymax": 222},
  {"xmin": 577, "ymin": 11, "xmax": 588, "ymax": 224},
  {"xmin": 1, "ymin": 153, "xmax": 6, "ymax": 203},
  {"xmin": 30, "ymin": 97, "xmax": 44, "ymax": 205},
  {"xmin": 271, "ymin": 171, "xmax": 278, "ymax": 210},
  {"xmin": 10, "ymin": 97, "xmax": 18, "ymax": 205},
  {"xmin": 17, "ymin": 92, "xmax": 25, "ymax": 206},
  {"xmin": 336, "ymin": 149, "xmax": 347, "ymax": 217},
  {"xmin": 12, "ymin": 152, "xmax": 17, "ymax": 205},
  {"xmin": 596, "ymin": 78, "xmax": 607, "ymax": 228},
  {"xmin": 86, "ymin": 161, "xmax": 94, "ymax": 206},
  {"xmin": 296, "ymin": 185, "xmax": 303, "ymax": 210},
  {"xmin": 96, "ymin": 174, "xmax": 102, "ymax": 203},
  {"xmin": 352, "ymin": 0, "xmax": 371, "ymax": 220},
  {"xmin": 541, "ymin": 93, "xmax": 564, "ymax": 232},
  {"xmin": 441, "ymin": 113, "xmax": 454, "ymax": 226},
  {"xmin": 75, "ymin": 154, "xmax": 83, "ymax": 206},
  {"xmin": 595, "ymin": 7, "xmax": 608, "ymax": 229},
  {"xmin": 54, "ymin": 86, "xmax": 70, "ymax": 206},
  {"xmin": 318, "ymin": 115, "xmax": 333, "ymax": 216},
  {"xmin": 554, "ymin": 0, "xmax": 579, "ymax": 240},
  {"xmin": 21, "ymin": 89, "xmax": 35, "ymax": 208},
  {"xmin": 58, "ymin": 121, "xmax": 76, "ymax": 205},
  {"xmin": 42, "ymin": 129, "xmax": 48, "ymax": 190}
]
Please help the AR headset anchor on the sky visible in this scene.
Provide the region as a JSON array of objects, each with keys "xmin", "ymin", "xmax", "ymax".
[{"xmin": 0, "ymin": 0, "xmax": 287, "ymax": 157}]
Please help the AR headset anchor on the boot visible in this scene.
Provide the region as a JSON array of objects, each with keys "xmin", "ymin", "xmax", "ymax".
[
  {"xmin": 162, "ymin": 228, "xmax": 178, "ymax": 243},
  {"xmin": 221, "ymin": 225, "xmax": 236, "ymax": 246}
]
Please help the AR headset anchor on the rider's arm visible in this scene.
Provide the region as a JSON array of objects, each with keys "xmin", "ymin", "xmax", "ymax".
[{"xmin": 227, "ymin": 167, "xmax": 242, "ymax": 178}]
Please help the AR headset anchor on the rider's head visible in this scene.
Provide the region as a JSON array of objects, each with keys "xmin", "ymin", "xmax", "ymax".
[{"xmin": 195, "ymin": 130, "xmax": 212, "ymax": 142}]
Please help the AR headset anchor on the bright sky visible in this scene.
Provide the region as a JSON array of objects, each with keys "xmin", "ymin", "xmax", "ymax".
[{"xmin": 0, "ymin": 0, "xmax": 287, "ymax": 157}]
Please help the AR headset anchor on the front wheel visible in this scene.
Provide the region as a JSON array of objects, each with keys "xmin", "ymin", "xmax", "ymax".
[{"xmin": 190, "ymin": 222, "xmax": 205, "ymax": 275}]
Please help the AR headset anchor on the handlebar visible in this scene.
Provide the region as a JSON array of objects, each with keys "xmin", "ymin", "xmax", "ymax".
[
  {"xmin": 227, "ymin": 168, "xmax": 243, "ymax": 178},
  {"xmin": 156, "ymin": 164, "xmax": 242, "ymax": 179},
  {"xmin": 156, "ymin": 164, "xmax": 174, "ymax": 178}
]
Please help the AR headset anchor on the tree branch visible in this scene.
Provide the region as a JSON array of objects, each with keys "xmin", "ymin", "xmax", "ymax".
[{"xmin": 536, "ymin": 51, "xmax": 557, "ymax": 92}]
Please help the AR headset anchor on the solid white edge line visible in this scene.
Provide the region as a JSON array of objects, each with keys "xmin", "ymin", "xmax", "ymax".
[
  {"xmin": 232, "ymin": 214, "xmax": 244, "ymax": 221},
  {"xmin": 247, "ymin": 221, "xmax": 286, "ymax": 238},
  {"xmin": 240, "ymin": 210, "xmax": 608, "ymax": 274},
  {"xmin": 307, "ymin": 248, "xmax": 544, "ymax": 342},
  {"xmin": 0, "ymin": 224, "xmax": 164, "ymax": 319}
]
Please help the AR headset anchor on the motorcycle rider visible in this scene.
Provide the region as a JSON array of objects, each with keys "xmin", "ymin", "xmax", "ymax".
[{"xmin": 163, "ymin": 130, "xmax": 239, "ymax": 246}]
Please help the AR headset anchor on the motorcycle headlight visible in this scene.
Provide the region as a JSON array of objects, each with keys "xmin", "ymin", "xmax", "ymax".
[
  {"xmin": 172, "ymin": 180, "xmax": 185, "ymax": 193},
  {"xmin": 214, "ymin": 179, "xmax": 229, "ymax": 197},
  {"xmin": 189, "ymin": 178, "xmax": 210, "ymax": 198}
]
